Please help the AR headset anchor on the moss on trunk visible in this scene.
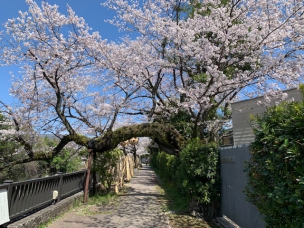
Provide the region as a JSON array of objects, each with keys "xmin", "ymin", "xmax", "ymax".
[
  {"xmin": 93, "ymin": 123, "xmax": 185, "ymax": 155},
  {"xmin": 0, "ymin": 122, "xmax": 185, "ymax": 172}
]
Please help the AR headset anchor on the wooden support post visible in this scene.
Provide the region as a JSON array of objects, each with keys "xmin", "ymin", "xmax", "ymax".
[
  {"xmin": 92, "ymin": 150, "xmax": 97, "ymax": 195},
  {"xmin": 83, "ymin": 149, "xmax": 93, "ymax": 204}
]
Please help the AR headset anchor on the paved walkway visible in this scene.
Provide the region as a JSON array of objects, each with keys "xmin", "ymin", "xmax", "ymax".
[{"xmin": 47, "ymin": 166, "xmax": 169, "ymax": 228}]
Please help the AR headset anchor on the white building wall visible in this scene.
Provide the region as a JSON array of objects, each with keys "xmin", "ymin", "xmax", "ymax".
[{"xmin": 232, "ymin": 88, "xmax": 302, "ymax": 146}]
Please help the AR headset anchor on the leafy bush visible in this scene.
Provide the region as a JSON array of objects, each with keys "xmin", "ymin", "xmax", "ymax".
[
  {"xmin": 151, "ymin": 139, "xmax": 220, "ymax": 216},
  {"xmin": 94, "ymin": 148, "xmax": 123, "ymax": 192},
  {"xmin": 153, "ymin": 151, "xmax": 178, "ymax": 182},
  {"xmin": 178, "ymin": 139, "xmax": 220, "ymax": 207},
  {"xmin": 246, "ymin": 99, "xmax": 304, "ymax": 227},
  {"xmin": 49, "ymin": 148, "xmax": 81, "ymax": 174}
]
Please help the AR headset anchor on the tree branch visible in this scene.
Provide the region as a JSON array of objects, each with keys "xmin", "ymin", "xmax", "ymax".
[{"xmin": 90, "ymin": 122, "xmax": 185, "ymax": 155}]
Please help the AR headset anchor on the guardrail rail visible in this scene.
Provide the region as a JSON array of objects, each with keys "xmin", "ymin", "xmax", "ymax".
[{"xmin": 0, "ymin": 170, "xmax": 86, "ymax": 222}]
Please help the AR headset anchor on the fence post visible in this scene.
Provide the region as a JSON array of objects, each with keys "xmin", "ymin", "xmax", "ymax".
[
  {"xmin": 56, "ymin": 172, "xmax": 63, "ymax": 202},
  {"xmin": 3, "ymin": 180, "xmax": 13, "ymax": 218}
]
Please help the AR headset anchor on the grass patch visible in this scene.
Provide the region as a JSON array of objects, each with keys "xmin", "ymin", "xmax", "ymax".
[
  {"xmin": 87, "ymin": 192, "xmax": 118, "ymax": 205},
  {"xmin": 153, "ymin": 169, "xmax": 189, "ymax": 213},
  {"xmin": 39, "ymin": 192, "xmax": 118, "ymax": 227},
  {"xmin": 155, "ymin": 182, "xmax": 189, "ymax": 213},
  {"xmin": 73, "ymin": 192, "xmax": 118, "ymax": 216},
  {"xmin": 38, "ymin": 213, "xmax": 65, "ymax": 228},
  {"xmin": 38, "ymin": 195, "xmax": 83, "ymax": 228},
  {"xmin": 168, "ymin": 213, "xmax": 220, "ymax": 228}
]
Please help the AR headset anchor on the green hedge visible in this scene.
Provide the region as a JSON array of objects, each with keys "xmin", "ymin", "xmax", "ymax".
[
  {"xmin": 246, "ymin": 99, "xmax": 304, "ymax": 227},
  {"xmin": 151, "ymin": 139, "xmax": 220, "ymax": 216},
  {"xmin": 178, "ymin": 139, "xmax": 220, "ymax": 206}
]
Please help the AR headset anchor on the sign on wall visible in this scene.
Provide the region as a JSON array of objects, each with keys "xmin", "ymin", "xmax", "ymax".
[
  {"xmin": 221, "ymin": 156, "xmax": 236, "ymax": 163},
  {"xmin": 0, "ymin": 189, "xmax": 10, "ymax": 225}
]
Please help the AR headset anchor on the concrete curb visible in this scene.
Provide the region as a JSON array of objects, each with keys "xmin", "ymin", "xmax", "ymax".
[
  {"xmin": 216, "ymin": 216, "xmax": 240, "ymax": 228},
  {"xmin": 6, "ymin": 192, "xmax": 83, "ymax": 228}
]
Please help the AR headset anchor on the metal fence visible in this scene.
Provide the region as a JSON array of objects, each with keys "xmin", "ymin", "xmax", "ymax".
[{"xmin": 0, "ymin": 170, "xmax": 86, "ymax": 221}]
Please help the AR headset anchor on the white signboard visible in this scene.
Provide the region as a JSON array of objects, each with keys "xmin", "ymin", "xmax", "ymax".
[{"xmin": 0, "ymin": 189, "xmax": 10, "ymax": 225}]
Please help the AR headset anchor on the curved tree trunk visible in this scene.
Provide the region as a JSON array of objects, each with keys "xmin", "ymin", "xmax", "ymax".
[
  {"xmin": 0, "ymin": 122, "xmax": 185, "ymax": 171},
  {"xmin": 88, "ymin": 122, "xmax": 185, "ymax": 155}
]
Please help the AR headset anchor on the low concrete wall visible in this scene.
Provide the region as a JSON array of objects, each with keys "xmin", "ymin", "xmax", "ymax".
[
  {"xmin": 4, "ymin": 155, "xmax": 137, "ymax": 228},
  {"xmin": 5, "ymin": 192, "xmax": 83, "ymax": 228},
  {"xmin": 220, "ymin": 146, "xmax": 265, "ymax": 228}
]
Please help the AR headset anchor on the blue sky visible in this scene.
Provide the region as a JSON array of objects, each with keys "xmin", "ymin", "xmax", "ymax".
[{"xmin": 0, "ymin": 0, "xmax": 123, "ymax": 104}]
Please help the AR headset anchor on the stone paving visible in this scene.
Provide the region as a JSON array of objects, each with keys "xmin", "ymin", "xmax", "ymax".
[{"xmin": 47, "ymin": 166, "xmax": 169, "ymax": 228}]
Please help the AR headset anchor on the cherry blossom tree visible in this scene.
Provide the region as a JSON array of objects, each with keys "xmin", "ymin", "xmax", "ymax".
[
  {"xmin": 103, "ymin": 0, "xmax": 304, "ymax": 137},
  {"xmin": 0, "ymin": 0, "xmax": 303, "ymax": 170},
  {"xmin": 0, "ymin": 0, "xmax": 183, "ymax": 170}
]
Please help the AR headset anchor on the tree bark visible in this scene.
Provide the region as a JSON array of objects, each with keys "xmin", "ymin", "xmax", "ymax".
[
  {"xmin": 92, "ymin": 122, "xmax": 185, "ymax": 155},
  {"xmin": 0, "ymin": 122, "xmax": 185, "ymax": 171},
  {"xmin": 84, "ymin": 149, "xmax": 93, "ymax": 204}
]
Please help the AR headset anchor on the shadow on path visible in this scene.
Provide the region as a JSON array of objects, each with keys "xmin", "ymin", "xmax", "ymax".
[{"xmin": 47, "ymin": 166, "xmax": 169, "ymax": 228}]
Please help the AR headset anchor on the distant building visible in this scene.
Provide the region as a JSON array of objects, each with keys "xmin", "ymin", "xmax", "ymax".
[{"xmin": 231, "ymin": 88, "xmax": 302, "ymax": 146}]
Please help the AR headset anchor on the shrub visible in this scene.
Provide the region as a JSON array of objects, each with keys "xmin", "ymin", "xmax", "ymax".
[
  {"xmin": 94, "ymin": 148, "xmax": 123, "ymax": 192},
  {"xmin": 50, "ymin": 148, "xmax": 81, "ymax": 174},
  {"xmin": 151, "ymin": 139, "xmax": 220, "ymax": 217},
  {"xmin": 246, "ymin": 100, "xmax": 304, "ymax": 227},
  {"xmin": 177, "ymin": 139, "xmax": 220, "ymax": 216},
  {"xmin": 155, "ymin": 152, "xmax": 178, "ymax": 182}
]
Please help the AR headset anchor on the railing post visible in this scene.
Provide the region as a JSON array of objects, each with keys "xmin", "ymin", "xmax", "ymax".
[
  {"xmin": 3, "ymin": 180, "xmax": 13, "ymax": 219},
  {"xmin": 56, "ymin": 172, "xmax": 63, "ymax": 203}
]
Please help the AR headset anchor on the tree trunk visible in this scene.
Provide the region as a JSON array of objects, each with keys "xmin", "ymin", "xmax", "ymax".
[
  {"xmin": 0, "ymin": 122, "xmax": 185, "ymax": 172},
  {"xmin": 84, "ymin": 150, "xmax": 93, "ymax": 204}
]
